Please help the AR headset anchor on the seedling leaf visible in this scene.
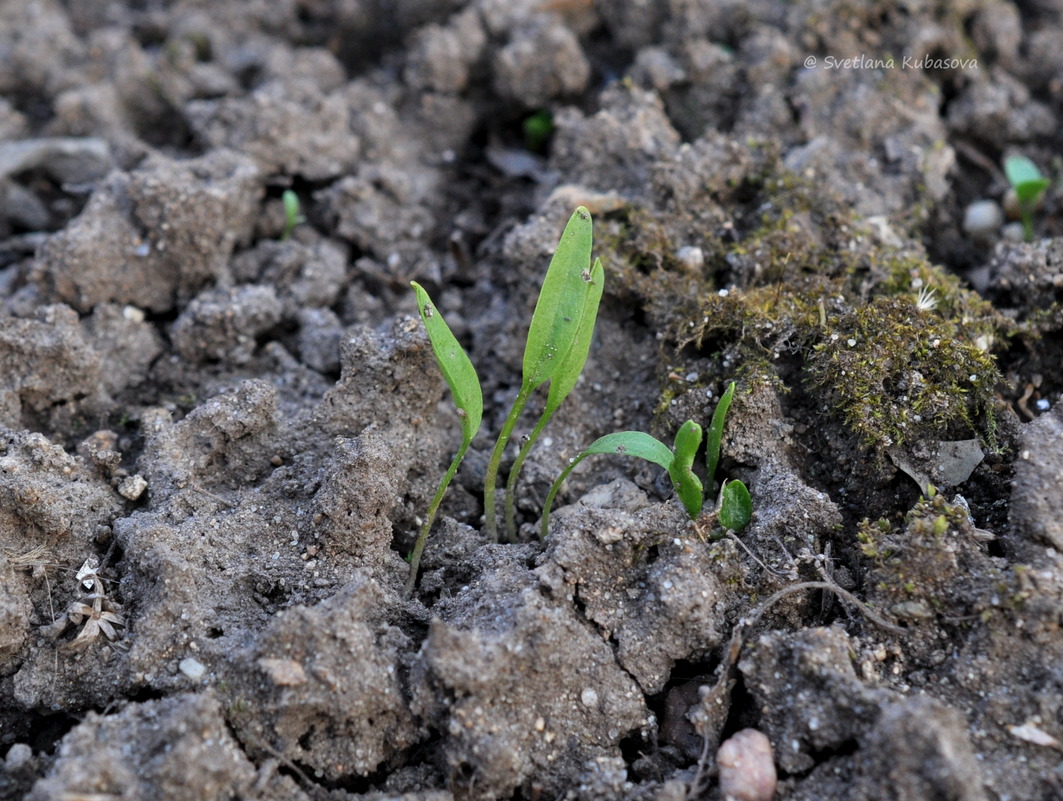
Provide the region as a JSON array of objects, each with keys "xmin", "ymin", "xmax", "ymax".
[
  {"xmin": 719, "ymin": 479, "xmax": 752, "ymax": 532},
  {"xmin": 522, "ymin": 207, "xmax": 594, "ymax": 390},
  {"xmin": 541, "ymin": 431, "xmax": 673, "ymax": 538},
  {"xmin": 1004, "ymin": 155, "xmax": 1049, "ymax": 204},
  {"xmin": 669, "ymin": 420, "xmax": 704, "ymax": 519},
  {"xmin": 406, "ymin": 282, "xmax": 483, "ymax": 595},
  {"xmin": 504, "ymin": 255, "xmax": 606, "ymax": 537},
  {"xmin": 411, "ymin": 282, "xmax": 482, "ymax": 443},
  {"xmin": 706, "ymin": 381, "xmax": 736, "ymax": 492}
]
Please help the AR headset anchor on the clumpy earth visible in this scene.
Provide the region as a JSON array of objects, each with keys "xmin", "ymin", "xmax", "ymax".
[{"xmin": 1, "ymin": 1, "xmax": 1062, "ymax": 799}]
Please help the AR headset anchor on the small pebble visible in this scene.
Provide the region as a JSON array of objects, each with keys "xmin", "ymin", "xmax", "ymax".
[
  {"xmin": 1001, "ymin": 221, "xmax": 1026, "ymax": 243},
  {"xmin": 179, "ymin": 657, "xmax": 207, "ymax": 680},
  {"xmin": 117, "ymin": 474, "xmax": 147, "ymax": 501},
  {"xmin": 717, "ymin": 728, "xmax": 777, "ymax": 801},
  {"xmin": 962, "ymin": 199, "xmax": 1003, "ymax": 242}
]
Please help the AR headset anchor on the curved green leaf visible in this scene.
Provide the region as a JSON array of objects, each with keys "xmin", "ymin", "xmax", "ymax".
[
  {"xmin": 411, "ymin": 281, "xmax": 483, "ymax": 444},
  {"xmin": 719, "ymin": 479, "xmax": 752, "ymax": 532},
  {"xmin": 669, "ymin": 420, "xmax": 704, "ymax": 519},
  {"xmin": 541, "ymin": 431, "xmax": 673, "ymax": 538},
  {"xmin": 523, "ymin": 207, "xmax": 594, "ymax": 390}
]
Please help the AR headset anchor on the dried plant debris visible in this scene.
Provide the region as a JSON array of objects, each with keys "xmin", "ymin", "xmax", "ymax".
[{"xmin": 43, "ymin": 558, "xmax": 124, "ymax": 649}]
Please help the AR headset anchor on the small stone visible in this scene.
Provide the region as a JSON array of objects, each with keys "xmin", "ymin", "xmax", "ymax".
[
  {"xmin": 676, "ymin": 246, "xmax": 705, "ymax": 270},
  {"xmin": 257, "ymin": 657, "xmax": 308, "ymax": 686},
  {"xmin": 179, "ymin": 657, "xmax": 207, "ymax": 680},
  {"xmin": 717, "ymin": 729, "xmax": 777, "ymax": 801},
  {"xmin": 5, "ymin": 743, "xmax": 32, "ymax": 770},
  {"xmin": 117, "ymin": 474, "xmax": 147, "ymax": 500},
  {"xmin": 961, "ymin": 199, "xmax": 1003, "ymax": 242},
  {"xmin": 580, "ymin": 688, "xmax": 599, "ymax": 707}
]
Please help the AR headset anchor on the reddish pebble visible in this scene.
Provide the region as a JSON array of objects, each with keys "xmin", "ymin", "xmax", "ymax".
[{"xmin": 717, "ymin": 728, "xmax": 777, "ymax": 801}]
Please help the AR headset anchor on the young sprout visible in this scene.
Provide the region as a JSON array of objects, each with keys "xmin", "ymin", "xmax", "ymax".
[
  {"xmin": 281, "ymin": 189, "xmax": 306, "ymax": 240},
  {"xmin": 540, "ymin": 381, "xmax": 753, "ymax": 538},
  {"xmin": 1004, "ymin": 155, "xmax": 1050, "ymax": 242},
  {"xmin": 668, "ymin": 419, "xmax": 704, "ymax": 519},
  {"xmin": 484, "ymin": 207, "xmax": 601, "ymax": 542},
  {"xmin": 503, "ymin": 254, "xmax": 605, "ymax": 539},
  {"xmin": 705, "ymin": 381, "xmax": 736, "ymax": 496},
  {"xmin": 406, "ymin": 282, "xmax": 483, "ymax": 595},
  {"xmin": 540, "ymin": 430, "xmax": 676, "ymax": 539}
]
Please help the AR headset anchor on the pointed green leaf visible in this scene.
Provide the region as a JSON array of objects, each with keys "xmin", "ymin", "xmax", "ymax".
[
  {"xmin": 1004, "ymin": 155, "xmax": 1049, "ymax": 204},
  {"xmin": 719, "ymin": 479, "xmax": 752, "ymax": 532},
  {"xmin": 541, "ymin": 431, "xmax": 673, "ymax": 537},
  {"xmin": 706, "ymin": 381, "xmax": 736, "ymax": 491},
  {"xmin": 544, "ymin": 256, "xmax": 605, "ymax": 413},
  {"xmin": 523, "ymin": 207, "xmax": 594, "ymax": 391},
  {"xmin": 411, "ymin": 282, "xmax": 483, "ymax": 444},
  {"xmin": 669, "ymin": 420, "xmax": 704, "ymax": 519}
]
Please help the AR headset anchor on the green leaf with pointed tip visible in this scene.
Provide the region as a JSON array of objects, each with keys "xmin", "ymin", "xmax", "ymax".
[
  {"xmin": 669, "ymin": 420, "xmax": 704, "ymax": 519},
  {"xmin": 544, "ymin": 256, "xmax": 605, "ymax": 413},
  {"xmin": 541, "ymin": 431, "xmax": 673, "ymax": 538},
  {"xmin": 719, "ymin": 479, "xmax": 752, "ymax": 532},
  {"xmin": 1004, "ymin": 155, "xmax": 1050, "ymax": 204},
  {"xmin": 411, "ymin": 281, "xmax": 483, "ymax": 444},
  {"xmin": 523, "ymin": 207, "xmax": 594, "ymax": 391},
  {"xmin": 706, "ymin": 381, "xmax": 736, "ymax": 491}
]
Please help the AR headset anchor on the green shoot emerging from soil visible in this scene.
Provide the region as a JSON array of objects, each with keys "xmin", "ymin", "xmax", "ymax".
[
  {"xmin": 280, "ymin": 189, "xmax": 306, "ymax": 240},
  {"xmin": 541, "ymin": 381, "xmax": 751, "ymax": 538},
  {"xmin": 484, "ymin": 207, "xmax": 604, "ymax": 542},
  {"xmin": 410, "ymin": 207, "xmax": 605, "ymax": 590},
  {"xmin": 406, "ymin": 282, "xmax": 483, "ymax": 595},
  {"xmin": 1004, "ymin": 155, "xmax": 1049, "ymax": 242}
]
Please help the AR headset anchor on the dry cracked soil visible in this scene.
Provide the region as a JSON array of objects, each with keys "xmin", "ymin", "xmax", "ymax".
[{"xmin": 1, "ymin": 1, "xmax": 1063, "ymax": 800}]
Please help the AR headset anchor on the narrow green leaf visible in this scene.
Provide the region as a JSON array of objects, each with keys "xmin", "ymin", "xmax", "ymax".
[
  {"xmin": 541, "ymin": 431, "xmax": 673, "ymax": 538},
  {"xmin": 544, "ymin": 256, "xmax": 605, "ymax": 413},
  {"xmin": 1004, "ymin": 155, "xmax": 1050, "ymax": 204},
  {"xmin": 523, "ymin": 207, "xmax": 594, "ymax": 391},
  {"xmin": 706, "ymin": 381, "xmax": 736, "ymax": 491},
  {"xmin": 411, "ymin": 282, "xmax": 483, "ymax": 444},
  {"xmin": 669, "ymin": 420, "xmax": 704, "ymax": 519},
  {"xmin": 718, "ymin": 479, "xmax": 752, "ymax": 532}
]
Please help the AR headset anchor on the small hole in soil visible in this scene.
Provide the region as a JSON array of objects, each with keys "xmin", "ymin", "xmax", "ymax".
[{"xmin": 206, "ymin": 626, "xmax": 224, "ymax": 639}]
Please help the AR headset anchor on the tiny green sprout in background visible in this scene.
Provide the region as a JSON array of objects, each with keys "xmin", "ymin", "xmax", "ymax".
[
  {"xmin": 405, "ymin": 282, "xmax": 483, "ymax": 596},
  {"xmin": 1004, "ymin": 155, "xmax": 1050, "ymax": 242},
  {"xmin": 280, "ymin": 189, "xmax": 306, "ymax": 240},
  {"xmin": 541, "ymin": 381, "xmax": 752, "ymax": 538},
  {"xmin": 523, "ymin": 110, "xmax": 554, "ymax": 154}
]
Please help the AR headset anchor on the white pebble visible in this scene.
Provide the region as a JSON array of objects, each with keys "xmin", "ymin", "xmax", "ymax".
[
  {"xmin": 962, "ymin": 200, "xmax": 1003, "ymax": 242},
  {"xmin": 580, "ymin": 688, "xmax": 599, "ymax": 707},
  {"xmin": 179, "ymin": 657, "xmax": 207, "ymax": 681}
]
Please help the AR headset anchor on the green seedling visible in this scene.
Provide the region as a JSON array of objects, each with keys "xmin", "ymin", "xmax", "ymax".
[
  {"xmin": 1004, "ymin": 155, "xmax": 1049, "ymax": 242},
  {"xmin": 705, "ymin": 381, "xmax": 735, "ymax": 495},
  {"xmin": 503, "ymin": 253, "xmax": 605, "ymax": 538},
  {"xmin": 280, "ymin": 189, "xmax": 306, "ymax": 240},
  {"xmin": 405, "ymin": 282, "xmax": 483, "ymax": 595},
  {"xmin": 483, "ymin": 207, "xmax": 603, "ymax": 541},
  {"xmin": 523, "ymin": 110, "xmax": 554, "ymax": 153},
  {"xmin": 541, "ymin": 382, "xmax": 752, "ymax": 537}
]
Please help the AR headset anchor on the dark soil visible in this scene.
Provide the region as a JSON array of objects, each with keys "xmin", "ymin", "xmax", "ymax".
[{"xmin": 2, "ymin": 2, "xmax": 1062, "ymax": 800}]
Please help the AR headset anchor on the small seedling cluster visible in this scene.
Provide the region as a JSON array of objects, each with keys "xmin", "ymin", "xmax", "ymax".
[
  {"xmin": 408, "ymin": 208, "xmax": 752, "ymax": 593},
  {"xmin": 540, "ymin": 381, "xmax": 752, "ymax": 538}
]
